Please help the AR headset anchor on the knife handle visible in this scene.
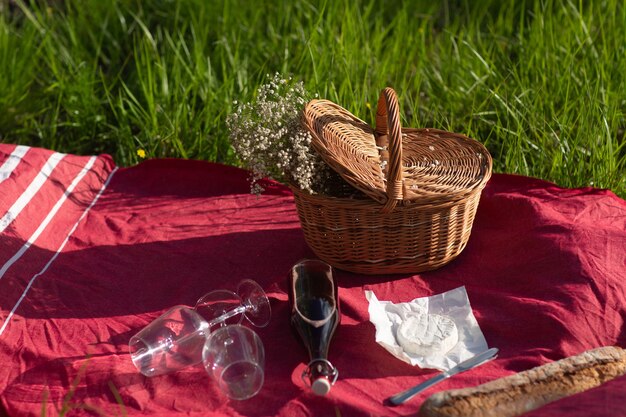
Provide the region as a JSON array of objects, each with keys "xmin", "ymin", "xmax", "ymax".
[{"xmin": 386, "ymin": 373, "xmax": 448, "ymax": 406}]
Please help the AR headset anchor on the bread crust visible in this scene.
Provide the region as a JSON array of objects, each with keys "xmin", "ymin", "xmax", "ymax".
[{"xmin": 418, "ymin": 346, "xmax": 626, "ymax": 417}]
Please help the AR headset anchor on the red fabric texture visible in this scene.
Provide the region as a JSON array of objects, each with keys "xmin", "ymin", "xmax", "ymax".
[{"xmin": 1, "ymin": 144, "xmax": 625, "ymax": 416}]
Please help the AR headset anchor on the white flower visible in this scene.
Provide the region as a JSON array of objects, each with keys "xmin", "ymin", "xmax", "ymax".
[{"xmin": 227, "ymin": 73, "xmax": 335, "ymax": 195}]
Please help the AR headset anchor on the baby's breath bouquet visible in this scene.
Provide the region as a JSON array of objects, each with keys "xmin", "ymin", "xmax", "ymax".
[{"xmin": 227, "ymin": 73, "xmax": 334, "ymax": 195}]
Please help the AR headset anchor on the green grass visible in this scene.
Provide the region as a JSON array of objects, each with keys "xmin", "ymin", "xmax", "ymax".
[{"xmin": 1, "ymin": 0, "xmax": 624, "ymax": 197}]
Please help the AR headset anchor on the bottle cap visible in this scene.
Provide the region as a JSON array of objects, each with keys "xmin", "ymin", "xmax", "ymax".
[
  {"xmin": 302, "ymin": 359, "xmax": 338, "ymax": 395},
  {"xmin": 311, "ymin": 377, "xmax": 332, "ymax": 396}
]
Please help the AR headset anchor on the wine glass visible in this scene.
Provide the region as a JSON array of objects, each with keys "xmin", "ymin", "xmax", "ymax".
[
  {"xmin": 129, "ymin": 305, "xmax": 210, "ymax": 377},
  {"xmin": 129, "ymin": 279, "xmax": 270, "ymax": 378},
  {"xmin": 203, "ymin": 324, "xmax": 265, "ymax": 400},
  {"xmin": 194, "ymin": 279, "xmax": 271, "ymax": 329}
]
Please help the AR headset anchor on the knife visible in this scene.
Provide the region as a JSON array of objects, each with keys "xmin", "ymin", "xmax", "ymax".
[{"xmin": 386, "ymin": 347, "xmax": 499, "ymax": 406}]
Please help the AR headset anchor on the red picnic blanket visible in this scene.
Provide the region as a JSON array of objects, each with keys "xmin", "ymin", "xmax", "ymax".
[{"xmin": 0, "ymin": 143, "xmax": 625, "ymax": 417}]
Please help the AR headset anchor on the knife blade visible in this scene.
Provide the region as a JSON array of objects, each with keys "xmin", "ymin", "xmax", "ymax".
[{"xmin": 386, "ymin": 347, "xmax": 499, "ymax": 406}]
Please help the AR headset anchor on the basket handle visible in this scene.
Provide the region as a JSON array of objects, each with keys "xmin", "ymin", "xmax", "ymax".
[{"xmin": 375, "ymin": 87, "xmax": 403, "ymax": 212}]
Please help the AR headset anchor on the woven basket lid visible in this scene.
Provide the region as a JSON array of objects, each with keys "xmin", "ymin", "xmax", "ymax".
[{"xmin": 302, "ymin": 87, "xmax": 492, "ymax": 212}]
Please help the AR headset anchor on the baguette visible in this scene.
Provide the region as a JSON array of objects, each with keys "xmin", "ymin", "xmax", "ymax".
[{"xmin": 418, "ymin": 346, "xmax": 626, "ymax": 417}]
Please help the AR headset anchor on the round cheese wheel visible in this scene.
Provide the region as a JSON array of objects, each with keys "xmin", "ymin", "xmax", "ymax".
[{"xmin": 396, "ymin": 313, "xmax": 459, "ymax": 356}]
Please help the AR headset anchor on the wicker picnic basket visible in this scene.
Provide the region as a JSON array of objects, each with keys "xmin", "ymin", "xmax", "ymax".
[{"xmin": 291, "ymin": 87, "xmax": 492, "ymax": 275}]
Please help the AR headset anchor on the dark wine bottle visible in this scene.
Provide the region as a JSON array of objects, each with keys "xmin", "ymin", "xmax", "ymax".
[{"xmin": 289, "ymin": 259, "xmax": 340, "ymax": 395}]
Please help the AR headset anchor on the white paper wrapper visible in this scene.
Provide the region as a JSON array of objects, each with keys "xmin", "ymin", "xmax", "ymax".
[{"xmin": 365, "ymin": 286, "xmax": 488, "ymax": 371}]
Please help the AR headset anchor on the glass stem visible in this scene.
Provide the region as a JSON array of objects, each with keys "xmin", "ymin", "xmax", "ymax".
[{"xmin": 208, "ymin": 305, "xmax": 247, "ymax": 328}]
